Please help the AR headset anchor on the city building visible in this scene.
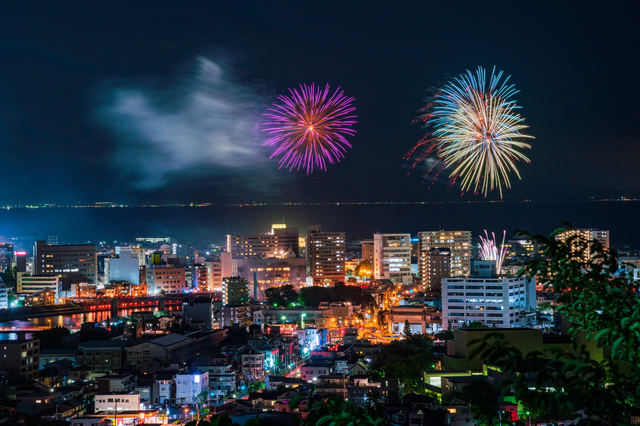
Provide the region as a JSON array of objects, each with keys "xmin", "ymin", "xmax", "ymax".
[
  {"xmin": 307, "ymin": 225, "xmax": 346, "ymax": 285},
  {"xmin": 241, "ymin": 352, "xmax": 265, "ymax": 380},
  {"xmin": 33, "ymin": 241, "xmax": 97, "ymax": 289},
  {"xmin": 418, "ymin": 230, "xmax": 472, "ymax": 277},
  {"xmin": 421, "ymin": 247, "xmax": 451, "ymax": 292},
  {"xmin": 126, "ymin": 334, "xmax": 196, "ymax": 366},
  {"xmin": 17, "ymin": 273, "xmax": 61, "ymax": 303},
  {"xmin": 24, "ymin": 287, "xmax": 56, "ymax": 306},
  {"xmin": 146, "ymin": 265, "xmax": 186, "ymax": 294},
  {"xmin": 0, "ymin": 336, "xmax": 40, "ymax": 380},
  {"xmin": 556, "ymin": 228, "xmax": 611, "ymax": 261},
  {"xmin": 193, "ymin": 265, "xmax": 208, "ymax": 291},
  {"xmin": 388, "ymin": 305, "xmax": 442, "ymax": 335},
  {"xmin": 182, "ymin": 298, "xmax": 215, "ymax": 330},
  {"xmin": 94, "ymin": 392, "xmax": 141, "ymax": 412},
  {"xmin": 70, "ymin": 282, "xmax": 97, "ymax": 298},
  {"xmin": 175, "ymin": 371, "xmax": 209, "ymax": 404},
  {"xmin": 226, "ymin": 224, "xmax": 300, "ymax": 259},
  {"xmin": 218, "ymin": 305, "xmax": 252, "ymax": 328},
  {"xmin": 373, "ymin": 233, "xmax": 412, "ymax": 284},
  {"xmin": 231, "ymin": 257, "xmax": 307, "ymax": 299},
  {"xmin": 0, "ymin": 243, "xmax": 14, "ymax": 272},
  {"xmin": 105, "ymin": 247, "xmax": 141, "ymax": 285},
  {"xmin": 441, "ymin": 260, "xmax": 536, "ymax": 329},
  {"xmin": 204, "ymin": 260, "xmax": 223, "ymax": 292},
  {"xmin": 78, "ymin": 340, "xmax": 130, "ymax": 372},
  {"xmin": 222, "ymin": 276, "xmax": 249, "ymax": 306},
  {"xmin": 361, "ymin": 240, "xmax": 374, "ymax": 265},
  {"xmin": 0, "ymin": 278, "xmax": 7, "ymax": 309}
]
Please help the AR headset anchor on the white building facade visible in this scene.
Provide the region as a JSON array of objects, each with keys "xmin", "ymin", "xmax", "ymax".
[
  {"xmin": 175, "ymin": 371, "xmax": 209, "ymax": 404},
  {"xmin": 373, "ymin": 234, "xmax": 412, "ymax": 283},
  {"xmin": 441, "ymin": 273, "xmax": 536, "ymax": 329}
]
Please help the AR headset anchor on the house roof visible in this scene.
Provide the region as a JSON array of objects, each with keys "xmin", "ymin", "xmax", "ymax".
[
  {"xmin": 149, "ymin": 333, "xmax": 192, "ymax": 346},
  {"xmin": 80, "ymin": 340, "xmax": 130, "ymax": 349}
]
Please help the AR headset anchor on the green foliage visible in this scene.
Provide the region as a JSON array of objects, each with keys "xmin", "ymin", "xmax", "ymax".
[
  {"xmin": 457, "ymin": 380, "xmax": 506, "ymax": 426},
  {"xmin": 265, "ymin": 284, "xmax": 298, "ymax": 307},
  {"xmin": 469, "ymin": 224, "xmax": 640, "ymax": 425},
  {"xmin": 403, "ymin": 320, "xmax": 413, "ymax": 337},
  {"xmin": 298, "ymin": 282, "xmax": 374, "ymax": 306},
  {"xmin": 371, "ymin": 334, "xmax": 435, "ymax": 393},
  {"xmin": 1, "ymin": 266, "xmax": 18, "ymax": 288},
  {"xmin": 299, "ymin": 396, "xmax": 387, "ymax": 426},
  {"xmin": 354, "ymin": 260, "xmax": 373, "ymax": 279}
]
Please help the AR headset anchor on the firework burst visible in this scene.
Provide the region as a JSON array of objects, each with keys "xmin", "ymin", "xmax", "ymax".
[
  {"xmin": 408, "ymin": 66, "xmax": 533, "ymax": 197},
  {"xmin": 262, "ymin": 83, "xmax": 357, "ymax": 174},
  {"xmin": 478, "ymin": 230, "xmax": 508, "ymax": 273}
]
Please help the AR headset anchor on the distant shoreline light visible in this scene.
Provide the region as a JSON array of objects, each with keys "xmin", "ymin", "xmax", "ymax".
[{"xmin": 0, "ymin": 198, "xmax": 637, "ymax": 209}]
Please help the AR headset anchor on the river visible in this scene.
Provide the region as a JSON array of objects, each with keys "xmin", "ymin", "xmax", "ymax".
[{"xmin": 0, "ymin": 306, "xmax": 179, "ymax": 329}]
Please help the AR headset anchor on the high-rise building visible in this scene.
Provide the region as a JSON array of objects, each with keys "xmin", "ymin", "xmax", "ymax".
[
  {"xmin": 146, "ymin": 265, "xmax": 186, "ymax": 294},
  {"xmin": 205, "ymin": 260, "xmax": 223, "ymax": 291},
  {"xmin": 422, "ymin": 247, "xmax": 451, "ymax": 292},
  {"xmin": 361, "ymin": 240, "xmax": 374, "ymax": 265},
  {"xmin": 0, "ymin": 278, "xmax": 7, "ymax": 309},
  {"xmin": 226, "ymin": 224, "xmax": 299, "ymax": 259},
  {"xmin": 373, "ymin": 233, "xmax": 412, "ymax": 283},
  {"xmin": 105, "ymin": 247, "xmax": 141, "ymax": 285},
  {"xmin": 33, "ymin": 241, "xmax": 97, "ymax": 289},
  {"xmin": 441, "ymin": 260, "xmax": 536, "ymax": 329},
  {"xmin": 222, "ymin": 277, "xmax": 249, "ymax": 306},
  {"xmin": 504, "ymin": 235, "xmax": 543, "ymax": 259},
  {"xmin": 193, "ymin": 265, "xmax": 209, "ymax": 291},
  {"xmin": 556, "ymin": 228, "xmax": 610, "ymax": 261},
  {"xmin": 307, "ymin": 225, "xmax": 346, "ymax": 285},
  {"xmin": 0, "ymin": 335, "xmax": 40, "ymax": 380},
  {"xmin": 418, "ymin": 230, "xmax": 472, "ymax": 277},
  {"xmin": 0, "ymin": 243, "xmax": 14, "ymax": 272}
]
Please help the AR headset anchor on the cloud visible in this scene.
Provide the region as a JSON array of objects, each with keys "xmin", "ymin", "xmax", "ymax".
[{"xmin": 96, "ymin": 56, "xmax": 287, "ymax": 195}]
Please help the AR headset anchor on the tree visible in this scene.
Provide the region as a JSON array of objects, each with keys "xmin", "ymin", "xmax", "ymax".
[
  {"xmin": 1, "ymin": 266, "xmax": 18, "ymax": 288},
  {"xmin": 35, "ymin": 326, "xmax": 70, "ymax": 350},
  {"xmin": 354, "ymin": 260, "xmax": 373, "ymax": 279},
  {"xmin": 265, "ymin": 284, "xmax": 298, "ymax": 307},
  {"xmin": 470, "ymin": 224, "xmax": 640, "ymax": 425},
  {"xmin": 403, "ymin": 320, "xmax": 413, "ymax": 338},
  {"xmin": 298, "ymin": 396, "xmax": 387, "ymax": 426},
  {"xmin": 458, "ymin": 380, "xmax": 504, "ymax": 425}
]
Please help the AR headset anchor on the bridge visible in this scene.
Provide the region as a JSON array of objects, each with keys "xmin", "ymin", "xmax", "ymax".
[{"xmin": 71, "ymin": 293, "xmax": 221, "ymax": 313}]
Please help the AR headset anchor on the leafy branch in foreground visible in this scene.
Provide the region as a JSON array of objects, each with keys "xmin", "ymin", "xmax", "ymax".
[{"xmin": 469, "ymin": 224, "xmax": 640, "ymax": 425}]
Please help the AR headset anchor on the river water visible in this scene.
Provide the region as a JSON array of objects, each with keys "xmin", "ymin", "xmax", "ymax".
[{"xmin": 0, "ymin": 306, "xmax": 179, "ymax": 329}]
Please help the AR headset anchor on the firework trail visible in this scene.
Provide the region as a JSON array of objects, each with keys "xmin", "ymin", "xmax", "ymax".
[
  {"xmin": 407, "ymin": 67, "xmax": 533, "ymax": 197},
  {"xmin": 478, "ymin": 230, "xmax": 508, "ymax": 273},
  {"xmin": 262, "ymin": 83, "xmax": 357, "ymax": 174}
]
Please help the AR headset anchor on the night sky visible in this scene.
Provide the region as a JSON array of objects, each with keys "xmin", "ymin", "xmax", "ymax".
[{"xmin": 0, "ymin": 2, "xmax": 638, "ymax": 205}]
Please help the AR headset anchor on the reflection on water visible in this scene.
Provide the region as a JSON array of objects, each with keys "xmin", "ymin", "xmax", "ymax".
[{"xmin": 0, "ymin": 307, "xmax": 178, "ymax": 329}]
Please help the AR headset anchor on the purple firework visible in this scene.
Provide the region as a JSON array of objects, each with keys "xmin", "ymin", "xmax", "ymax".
[{"xmin": 262, "ymin": 83, "xmax": 357, "ymax": 174}]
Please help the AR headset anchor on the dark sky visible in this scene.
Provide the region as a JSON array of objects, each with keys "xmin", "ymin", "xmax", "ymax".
[{"xmin": 0, "ymin": 1, "xmax": 638, "ymax": 205}]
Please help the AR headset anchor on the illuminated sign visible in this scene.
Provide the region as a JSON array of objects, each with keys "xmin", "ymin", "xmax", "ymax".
[{"xmin": 15, "ymin": 251, "xmax": 27, "ymax": 255}]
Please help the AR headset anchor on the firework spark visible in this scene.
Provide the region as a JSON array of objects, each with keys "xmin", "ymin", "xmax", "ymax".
[
  {"xmin": 478, "ymin": 230, "xmax": 508, "ymax": 273},
  {"xmin": 262, "ymin": 83, "xmax": 357, "ymax": 174},
  {"xmin": 408, "ymin": 66, "xmax": 533, "ymax": 197}
]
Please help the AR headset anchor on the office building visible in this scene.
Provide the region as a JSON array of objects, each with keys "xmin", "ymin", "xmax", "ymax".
[
  {"xmin": 235, "ymin": 257, "xmax": 307, "ymax": 299},
  {"xmin": 373, "ymin": 233, "xmax": 412, "ymax": 284},
  {"xmin": 226, "ymin": 224, "xmax": 299, "ymax": 259},
  {"xmin": 504, "ymin": 235, "xmax": 543, "ymax": 259},
  {"xmin": 218, "ymin": 305, "xmax": 252, "ymax": 328},
  {"xmin": 193, "ymin": 264, "xmax": 209, "ymax": 291},
  {"xmin": 222, "ymin": 277, "xmax": 249, "ymax": 306},
  {"xmin": 418, "ymin": 230, "xmax": 472, "ymax": 277},
  {"xmin": 422, "ymin": 247, "xmax": 451, "ymax": 292},
  {"xmin": 0, "ymin": 278, "xmax": 7, "ymax": 309},
  {"xmin": 441, "ymin": 260, "xmax": 536, "ymax": 329},
  {"xmin": 94, "ymin": 392, "xmax": 141, "ymax": 412},
  {"xmin": 105, "ymin": 247, "xmax": 141, "ymax": 285},
  {"xmin": 0, "ymin": 243, "xmax": 14, "ymax": 272},
  {"xmin": 307, "ymin": 225, "xmax": 346, "ymax": 285},
  {"xmin": 33, "ymin": 241, "xmax": 97, "ymax": 289},
  {"xmin": 17, "ymin": 273, "xmax": 61, "ymax": 303},
  {"xmin": 146, "ymin": 265, "xmax": 186, "ymax": 294}
]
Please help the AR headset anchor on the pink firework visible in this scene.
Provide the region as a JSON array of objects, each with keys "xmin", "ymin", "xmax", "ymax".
[{"xmin": 262, "ymin": 83, "xmax": 357, "ymax": 174}]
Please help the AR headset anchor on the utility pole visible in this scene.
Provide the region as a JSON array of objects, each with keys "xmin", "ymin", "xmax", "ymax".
[{"xmin": 114, "ymin": 398, "xmax": 118, "ymax": 426}]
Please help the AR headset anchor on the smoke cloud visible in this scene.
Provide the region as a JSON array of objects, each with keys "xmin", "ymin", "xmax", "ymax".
[{"xmin": 96, "ymin": 57, "xmax": 287, "ymax": 195}]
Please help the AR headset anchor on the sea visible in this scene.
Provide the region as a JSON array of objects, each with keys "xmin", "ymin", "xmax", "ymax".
[{"xmin": 0, "ymin": 201, "xmax": 638, "ymax": 248}]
